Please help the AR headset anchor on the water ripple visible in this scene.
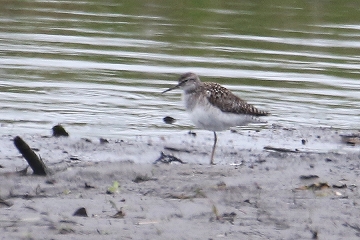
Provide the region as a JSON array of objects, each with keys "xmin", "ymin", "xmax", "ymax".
[{"xmin": 1, "ymin": 0, "xmax": 359, "ymax": 137}]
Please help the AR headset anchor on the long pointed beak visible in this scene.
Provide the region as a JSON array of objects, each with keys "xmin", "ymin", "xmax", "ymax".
[{"xmin": 161, "ymin": 83, "xmax": 181, "ymax": 94}]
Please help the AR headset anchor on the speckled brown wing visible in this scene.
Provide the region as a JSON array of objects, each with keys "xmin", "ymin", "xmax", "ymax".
[{"xmin": 203, "ymin": 82, "xmax": 269, "ymax": 116}]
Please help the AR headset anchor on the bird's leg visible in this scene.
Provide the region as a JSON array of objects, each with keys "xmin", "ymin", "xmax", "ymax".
[{"xmin": 210, "ymin": 131, "xmax": 217, "ymax": 165}]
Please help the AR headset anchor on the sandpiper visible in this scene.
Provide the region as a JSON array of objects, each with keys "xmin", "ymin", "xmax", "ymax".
[{"xmin": 162, "ymin": 72, "xmax": 269, "ymax": 165}]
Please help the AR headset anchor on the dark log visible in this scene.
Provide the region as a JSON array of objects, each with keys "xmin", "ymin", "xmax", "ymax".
[{"xmin": 13, "ymin": 136, "xmax": 49, "ymax": 176}]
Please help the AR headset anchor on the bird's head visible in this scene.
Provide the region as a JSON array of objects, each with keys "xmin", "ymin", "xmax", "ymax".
[{"xmin": 162, "ymin": 72, "xmax": 200, "ymax": 94}]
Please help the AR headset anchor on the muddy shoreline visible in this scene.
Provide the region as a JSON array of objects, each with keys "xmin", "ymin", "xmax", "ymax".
[{"xmin": 1, "ymin": 126, "xmax": 360, "ymax": 239}]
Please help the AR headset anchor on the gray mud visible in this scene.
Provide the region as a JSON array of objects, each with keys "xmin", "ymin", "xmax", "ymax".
[{"xmin": 0, "ymin": 126, "xmax": 360, "ymax": 239}]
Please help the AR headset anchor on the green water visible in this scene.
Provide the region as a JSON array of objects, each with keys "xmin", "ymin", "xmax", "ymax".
[{"xmin": 1, "ymin": 0, "xmax": 359, "ymax": 137}]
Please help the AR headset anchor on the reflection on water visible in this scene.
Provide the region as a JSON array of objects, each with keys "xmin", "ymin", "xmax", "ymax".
[{"xmin": 0, "ymin": 0, "xmax": 359, "ymax": 137}]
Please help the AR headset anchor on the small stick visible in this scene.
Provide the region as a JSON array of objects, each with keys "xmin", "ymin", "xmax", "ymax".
[
  {"xmin": 264, "ymin": 146, "xmax": 299, "ymax": 153},
  {"xmin": 13, "ymin": 136, "xmax": 49, "ymax": 176}
]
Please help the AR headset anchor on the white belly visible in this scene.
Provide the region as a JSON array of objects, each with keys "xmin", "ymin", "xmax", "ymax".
[{"xmin": 188, "ymin": 104, "xmax": 255, "ymax": 132}]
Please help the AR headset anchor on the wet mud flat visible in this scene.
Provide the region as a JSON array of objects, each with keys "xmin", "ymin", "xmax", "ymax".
[{"xmin": 0, "ymin": 126, "xmax": 360, "ymax": 239}]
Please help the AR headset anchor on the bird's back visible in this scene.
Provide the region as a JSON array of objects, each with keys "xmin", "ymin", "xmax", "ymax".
[{"xmin": 202, "ymin": 82, "xmax": 269, "ymax": 117}]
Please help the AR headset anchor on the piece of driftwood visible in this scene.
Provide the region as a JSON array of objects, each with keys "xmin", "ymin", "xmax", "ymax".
[
  {"xmin": 163, "ymin": 116, "xmax": 176, "ymax": 124},
  {"xmin": 0, "ymin": 197, "xmax": 13, "ymax": 207},
  {"xmin": 163, "ymin": 146, "xmax": 191, "ymax": 153},
  {"xmin": 13, "ymin": 136, "xmax": 49, "ymax": 176},
  {"xmin": 154, "ymin": 152, "xmax": 186, "ymax": 164},
  {"xmin": 264, "ymin": 146, "xmax": 299, "ymax": 153},
  {"xmin": 299, "ymin": 175, "xmax": 319, "ymax": 180},
  {"xmin": 264, "ymin": 146, "xmax": 321, "ymax": 154},
  {"xmin": 341, "ymin": 134, "xmax": 360, "ymax": 145},
  {"xmin": 52, "ymin": 124, "xmax": 69, "ymax": 137},
  {"xmin": 73, "ymin": 207, "xmax": 88, "ymax": 217}
]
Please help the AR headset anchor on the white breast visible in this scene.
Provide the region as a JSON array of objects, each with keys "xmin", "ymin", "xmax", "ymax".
[{"xmin": 184, "ymin": 94, "xmax": 256, "ymax": 131}]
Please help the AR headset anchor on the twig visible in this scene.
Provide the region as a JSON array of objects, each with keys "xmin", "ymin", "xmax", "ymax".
[{"xmin": 264, "ymin": 146, "xmax": 299, "ymax": 153}]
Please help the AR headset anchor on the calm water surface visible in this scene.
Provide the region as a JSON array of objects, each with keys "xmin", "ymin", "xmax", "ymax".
[{"xmin": 1, "ymin": 0, "xmax": 360, "ymax": 138}]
